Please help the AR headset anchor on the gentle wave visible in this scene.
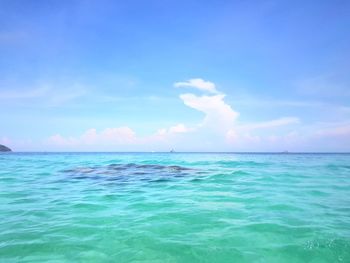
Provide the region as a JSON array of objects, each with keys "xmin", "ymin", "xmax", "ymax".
[{"xmin": 0, "ymin": 153, "xmax": 349, "ymax": 262}]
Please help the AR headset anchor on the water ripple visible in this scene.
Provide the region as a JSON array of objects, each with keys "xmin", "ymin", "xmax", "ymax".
[{"xmin": 0, "ymin": 153, "xmax": 349, "ymax": 262}]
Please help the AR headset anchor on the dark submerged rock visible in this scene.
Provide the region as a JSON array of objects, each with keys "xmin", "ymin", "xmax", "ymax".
[
  {"xmin": 60, "ymin": 163, "xmax": 197, "ymax": 183},
  {"xmin": 0, "ymin": 144, "xmax": 11, "ymax": 152}
]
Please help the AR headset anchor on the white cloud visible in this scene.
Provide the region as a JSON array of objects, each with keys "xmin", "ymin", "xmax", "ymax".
[
  {"xmin": 240, "ymin": 117, "xmax": 300, "ymax": 130},
  {"xmin": 226, "ymin": 117, "xmax": 300, "ymax": 145},
  {"xmin": 180, "ymin": 93, "xmax": 239, "ymax": 131},
  {"xmin": 156, "ymin": 123, "xmax": 193, "ymax": 136},
  {"xmin": 174, "ymin": 78, "xmax": 218, "ymax": 94},
  {"xmin": 46, "ymin": 124, "xmax": 194, "ymax": 151},
  {"xmin": 169, "ymin": 123, "xmax": 191, "ymax": 133},
  {"xmin": 177, "ymin": 80, "xmax": 300, "ymax": 147},
  {"xmin": 40, "ymin": 78, "xmax": 309, "ymax": 151},
  {"xmin": 47, "ymin": 127, "xmax": 137, "ymax": 148},
  {"xmin": 44, "ymin": 78, "xmax": 240, "ymax": 150}
]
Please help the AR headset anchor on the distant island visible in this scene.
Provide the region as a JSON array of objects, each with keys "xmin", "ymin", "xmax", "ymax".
[{"xmin": 0, "ymin": 144, "xmax": 11, "ymax": 152}]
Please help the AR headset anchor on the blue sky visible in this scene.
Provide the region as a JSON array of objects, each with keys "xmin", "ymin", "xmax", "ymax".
[{"xmin": 0, "ymin": 0, "xmax": 350, "ymax": 151}]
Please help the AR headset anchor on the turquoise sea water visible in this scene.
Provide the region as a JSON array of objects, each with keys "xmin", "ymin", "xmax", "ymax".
[{"xmin": 0, "ymin": 153, "xmax": 349, "ymax": 263}]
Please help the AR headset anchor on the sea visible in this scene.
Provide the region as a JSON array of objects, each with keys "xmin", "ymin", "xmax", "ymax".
[{"xmin": 0, "ymin": 152, "xmax": 349, "ymax": 262}]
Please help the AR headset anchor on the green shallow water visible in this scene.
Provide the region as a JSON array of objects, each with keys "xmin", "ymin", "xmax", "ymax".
[{"xmin": 0, "ymin": 153, "xmax": 349, "ymax": 262}]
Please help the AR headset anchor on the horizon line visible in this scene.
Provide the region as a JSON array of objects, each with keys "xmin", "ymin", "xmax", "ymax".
[{"xmin": 2, "ymin": 151, "xmax": 350, "ymax": 154}]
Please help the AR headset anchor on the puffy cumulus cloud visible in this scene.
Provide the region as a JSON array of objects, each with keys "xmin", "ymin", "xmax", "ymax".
[
  {"xmin": 174, "ymin": 78, "xmax": 218, "ymax": 94},
  {"xmin": 46, "ymin": 125, "xmax": 192, "ymax": 151},
  {"xmin": 45, "ymin": 79, "xmax": 241, "ymax": 150},
  {"xmin": 180, "ymin": 93, "xmax": 239, "ymax": 131},
  {"xmin": 47, "ymin": 127, "xmax": 137, "ymax": 148},
  {"xmin": 176, "ymin": 80, "xmax": 299, "ymax": 144},
  {"xmin": 43, "ymin": 78, "xmax": 308, "ymax": 151},
  {"xmin": 156, "ymin": 123, "xmax": 193, "ymax": 137}
]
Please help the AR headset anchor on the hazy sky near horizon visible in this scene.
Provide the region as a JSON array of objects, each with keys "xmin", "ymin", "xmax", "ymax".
[{"xmin": 1, "ymin": 0, "xmax": 350, "ymax": 151}]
